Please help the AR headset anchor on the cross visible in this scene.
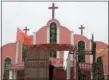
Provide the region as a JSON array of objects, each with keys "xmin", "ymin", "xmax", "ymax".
[
  {"xmin": 78, "ymin": 25, "xmax": 85, "ymax": 35},
  {"xmin": 48, "ymin": 3, "xmax": 58, "ymax": 19},
  {"xmin": 23, "ymin": 26, "xmax": 29, "ymax": 34}
]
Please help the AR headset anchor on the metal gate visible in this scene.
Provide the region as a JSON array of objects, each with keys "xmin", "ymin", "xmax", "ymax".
[
  {"xmin": 24, "ymin": 49, "xmax": 50, "ymax": 80},
  {"xmin": 24, "ymin": 44, "xmax": 74, "ymax": 80}
]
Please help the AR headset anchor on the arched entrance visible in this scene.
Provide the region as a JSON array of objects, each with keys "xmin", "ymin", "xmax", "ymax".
[{"xmin": 4, "ymin": 57, "xmax": 11, "ymax": 80}]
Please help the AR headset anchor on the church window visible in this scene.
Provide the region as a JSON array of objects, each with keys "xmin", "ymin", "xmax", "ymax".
[
  {"xmin": 49, "ymin": 22, "xmax": 57, "ymax": 57},
  {"xmin": 4, "ymin": 58, "xmax": 11, "ymax": 80},
  {"xmin": 78, "ymin": 41, "xmax": 85, "ymax": 63}
]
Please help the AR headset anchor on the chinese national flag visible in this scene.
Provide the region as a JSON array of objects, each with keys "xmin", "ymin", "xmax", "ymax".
[{"xmin": 16, "ymin": 28, "xmax": 32, "ymax": 45}]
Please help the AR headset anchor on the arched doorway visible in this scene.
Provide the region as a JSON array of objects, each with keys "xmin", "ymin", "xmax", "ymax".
[{"xmin": 4, "ymin": 57, "xmax": 12, "ymax": 80}]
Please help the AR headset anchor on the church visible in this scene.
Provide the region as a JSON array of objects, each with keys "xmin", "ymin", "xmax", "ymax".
[{"xmin": 1, "ymin": 3, "xmax": 108, "ymax": 80}]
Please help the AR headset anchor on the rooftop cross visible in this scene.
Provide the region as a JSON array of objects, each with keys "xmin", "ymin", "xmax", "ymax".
[
  {"xmin": 23, "ymin": 26, "xmax": 29, "ymax": 34},
  {"xmin": 78, "ymin": 25, "xmax": 85, "ymax": 35},
  {"xmin": 48, "ymin": 3, "xmax": 58, "ymax": 19}
]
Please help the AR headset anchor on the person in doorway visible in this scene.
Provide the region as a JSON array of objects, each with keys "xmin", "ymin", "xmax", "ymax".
[{"xmin": 49, "ymin": 61, "xmax": 55, "ymax": 80}]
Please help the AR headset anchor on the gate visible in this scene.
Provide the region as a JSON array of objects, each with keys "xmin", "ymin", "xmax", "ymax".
[
  {"xmin": 24, "ymin": 49, "xmax": 50, "ymax": 80},
  {"xmin": 24, "ymin": 44, "xmax": 74, "ymax": 80}
]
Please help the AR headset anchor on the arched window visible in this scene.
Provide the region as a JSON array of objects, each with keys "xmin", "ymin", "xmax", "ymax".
[
  {"xmin": 49, "ymin": 22, "xmax": 57, "ymax": 57},
  {"xmin": 96, "ymin": 57, "xmax": 104, "ymax": 80},
  {"xmin": 78, "ymin": 41, "xmax": 85, "ymax": 63},
  {"xmin": 4, "ymin": 57, "xmax": 11, "ymax": 80}
]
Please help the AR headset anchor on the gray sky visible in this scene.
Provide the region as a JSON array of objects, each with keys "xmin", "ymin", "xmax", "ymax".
[{"xmin": 1, "ymin": 2, "xmax": 108, "ymax": 46}]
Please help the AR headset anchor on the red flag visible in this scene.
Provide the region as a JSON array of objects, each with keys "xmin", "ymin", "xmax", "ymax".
[{"xmin": 16, "ymin": 28, "xmax": 32, "ymax": 45}]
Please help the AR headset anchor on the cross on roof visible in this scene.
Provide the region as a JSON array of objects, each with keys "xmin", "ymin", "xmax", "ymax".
[
  {"xmin": 48, "ymin": 3, "xmax": 58, "ymax": 19},
  {"xmin": 78, "ymin": 25, "xmax": 85, "ymax": 35},
  {"xmin": 23, "ymin": 26, "xmax": 29, "ymax": 34}
]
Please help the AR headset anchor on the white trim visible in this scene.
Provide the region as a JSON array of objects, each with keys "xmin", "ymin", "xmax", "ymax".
[
  {"xmin": 33, "ymin": 32, "xmax": 36, "ymax": 44},
  {"xmin": 90, "ymin": 55, "xmax": 93, "ymax": 63},
  {"xmin": 15, "ymin": 41, "xmax": 19, "ymax": 64},
  {"xmin": 66, "ymin": 53, "xmax": 72, "ymax": 80},
  {"xmin": 70, "ymin": 31, "xmax": 74, "ymax": 45},
  {"xmin": 90, "ymin": 72, "xmax": 93, "ymax": 80},
  {"xmin": 57, "ymin": 27, "xmax": 60, "ymax": 58},
  {"xmin": 13, "ymin": 70, "xmax": 16, "ymax": 79},
  {"xmin": 9, "ymin": 70, "xmax": 13, "ymax": 79},
  {"xmin": 57, "ymin": 51, "xmax": 60, "ymax": 58}
]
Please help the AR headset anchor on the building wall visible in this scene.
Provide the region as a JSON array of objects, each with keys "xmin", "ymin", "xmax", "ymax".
[
  {"xmin": 96, "ymin": 41, "xmax": 108, "ymax": 75},
  {"xmin": 2, "ymin": 43, "xmax": 16, "ymax": 79},
  {"xmin": 74, "ymin": 34, "xmax": 90, "ymax": 63},
  {"xmin": 36, "ymin": 27, "xmax": 47, "ymax": 44},
  {"xmin": 1, "ymin": 19, "xmax": 108, "ymax": 79}
]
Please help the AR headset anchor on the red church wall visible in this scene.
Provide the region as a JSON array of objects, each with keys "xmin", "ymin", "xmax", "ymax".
[
  {"xmin": 74, "ymin": 34, "xmax": 90, "ymax": 63},
  {"xmin": 59, "ymin": 26, "xmax": 71, "ymax": 59},
  {"xmin": 1, "ymin": 43, "xmax": 16, "ymax": 79},
  {"xmin": 36, "ymin": 26, "xmax": 47, "ymax": 44},
  {"xmin": 60, "ymin": 26, "xmax": 70, "ymax": 44},
  {"xmin": 96, "ymin": 41, "xmax": 108, "ymax": 75}
]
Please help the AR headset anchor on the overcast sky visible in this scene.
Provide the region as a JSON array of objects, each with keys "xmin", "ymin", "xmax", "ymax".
[{"xmin": 1, "ymin": 2, "xmax": 108, "ymax": 46}]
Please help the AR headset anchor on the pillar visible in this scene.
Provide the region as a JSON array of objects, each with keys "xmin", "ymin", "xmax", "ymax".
[
  {"xmin": 9, "ymin": 70, "xmax": 13, "ymax": 79},
  {"xmin": 33, "ymin": 32, "xmax": 36, "ymax": 44},
  {"xmin": 13, "ymin": 70, "xmax": 17, "ymax": 79},
  {"xmin": 66, "ymin": 53, "xmax": 72, "ymax": 80},
  {"xmin": 15, "ymin": 41, "xmax": 19, "ymax": 64},
  {"xmin": 57, "ymin": 27, "xmax": 60, "ymax": 58},
  {"xmin": 70, "ymin": 31, "xmax": 74, "ymax": 45}
]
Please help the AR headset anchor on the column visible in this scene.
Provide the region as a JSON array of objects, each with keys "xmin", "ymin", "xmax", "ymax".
[
  {"xmin": 66, "ymin": 53, "xmax": 72, "ymax": 80},
  {"xmin": 15, "ymin": 41, "xmax": 19, "ymax": 64},
  {"xmin": 63, "ymin": 51, "xmax": 69, "ymax": 70},
  {"xmin": 70, "ymin": 31, "xmax": 74, "ymax": 45},
  {"xmin": 13, "ymin": 70, "xmax": 17, "ymax": 79},
  {"xmin": 57, "ymin": 27, "xmax": 60, "ymax": 58},
  {"xmin": 70, "ymin": 31, "xmax": 74, "ymax": 66},
  {"xmin": 9, "ymin": 70, "xmax": 13, "ymax": 79},
  {"xmin": 57, "ymin": 51, "xmax": 60, "ymax": 58},
  {"xmin": 33, "ymin": 32, "xmax": 36, "ymax": 44}
]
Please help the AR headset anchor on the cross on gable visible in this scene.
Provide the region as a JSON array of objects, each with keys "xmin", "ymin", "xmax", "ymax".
[
  {"xmin": 78, "ymin": 25, "xmax": 85, "ymax": 35},
  {"xmin": 48, "ymin": 3, "xmax": 58, "ymax": 19},
  {"xmin": 23, "ymin": 26, "xmax": 29, "ymax": 34}
]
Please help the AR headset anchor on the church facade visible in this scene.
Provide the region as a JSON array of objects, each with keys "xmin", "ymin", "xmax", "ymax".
[{"xmin": 1, "ymin": 3, "xmax": 108, "ymax": 80}]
